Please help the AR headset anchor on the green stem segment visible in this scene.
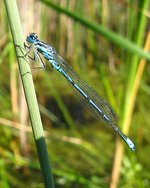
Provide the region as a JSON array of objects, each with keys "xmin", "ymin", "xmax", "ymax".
[{"xmin": 4, "ymin": 0, "xmax": 55, "ymax": 187}]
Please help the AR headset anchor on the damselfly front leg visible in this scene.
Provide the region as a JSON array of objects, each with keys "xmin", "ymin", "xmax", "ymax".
[
  {"xmin": 24, "ymin": 42, "xmax": 46, "ymax": 70},
  {"xmin": 14, "ymin": 44, "xmax": 29, "ymax": 63}
]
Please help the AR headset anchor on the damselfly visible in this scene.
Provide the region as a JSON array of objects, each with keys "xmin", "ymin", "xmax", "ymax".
[{"xmin": 25, "ymin": 33, "xmax": 135, "ymax": 151}]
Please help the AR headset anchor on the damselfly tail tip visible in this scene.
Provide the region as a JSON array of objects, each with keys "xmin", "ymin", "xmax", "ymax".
[{"xmin": 126, "ymin": 137, "xmax": 135, "ymax": 151}]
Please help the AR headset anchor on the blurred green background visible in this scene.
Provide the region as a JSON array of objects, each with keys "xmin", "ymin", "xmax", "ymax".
[{"xmin": 1, "ymin": 0, "xmax": 150, "ymax": 187}]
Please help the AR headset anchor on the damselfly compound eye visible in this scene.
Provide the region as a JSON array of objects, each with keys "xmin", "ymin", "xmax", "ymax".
[
  {"xmin": 26, "ymin": 33, "xmax": 38, "ymax": 43},
  {"xmin": 30, "ymin": 33, "xmax": 38, "ymax": 40}
]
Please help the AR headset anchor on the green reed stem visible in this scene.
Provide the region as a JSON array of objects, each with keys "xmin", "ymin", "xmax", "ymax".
[{"xmin": 4, "ymin": 0, "xmax": 55, "ymax": 187}]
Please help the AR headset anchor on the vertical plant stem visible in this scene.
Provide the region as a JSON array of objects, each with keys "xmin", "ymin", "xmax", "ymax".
[
  {"xmin": 110, "ymin": 32, "xmax": 150, "ymax": 188},
  {"xmin": 9, "ymin": 41, "xmax": 18, "ymax": 119},
  {"xmin": 4, "ymin": 0, "xmax": 55, "ymax": 187},
  {"xmin": 110, "ymin": 2, "xmax": 150, "ymax": 188}
]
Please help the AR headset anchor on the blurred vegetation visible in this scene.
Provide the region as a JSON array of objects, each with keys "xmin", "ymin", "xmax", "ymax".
[{"xmin": 1, "ymin": 0, "xmax": 150, "ymax": 187}]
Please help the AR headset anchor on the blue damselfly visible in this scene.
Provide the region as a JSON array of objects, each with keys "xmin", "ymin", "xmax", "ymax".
[{"xmin": 25, "ymin": 33, "xmax": 135, "ymax": 151}]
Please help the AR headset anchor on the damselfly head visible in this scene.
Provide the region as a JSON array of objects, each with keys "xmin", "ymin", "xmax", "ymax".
[{"xmin": 26, "ymin": 33, "xmax": 38, "ymax": 43}]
